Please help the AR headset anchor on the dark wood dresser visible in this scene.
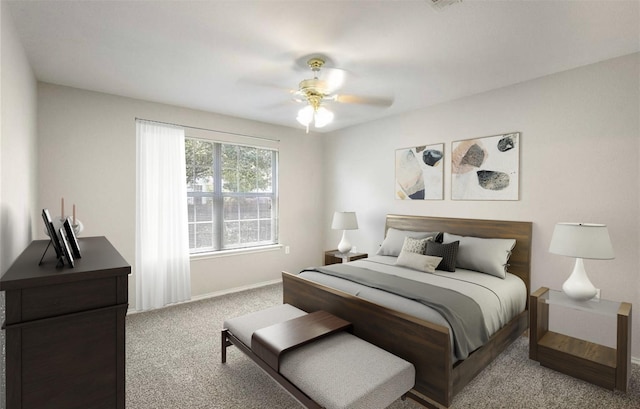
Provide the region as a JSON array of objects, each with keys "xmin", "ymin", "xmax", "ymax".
[{"xmin": 1, "ymin": 236, "xmax": 131, "ymax": 409}]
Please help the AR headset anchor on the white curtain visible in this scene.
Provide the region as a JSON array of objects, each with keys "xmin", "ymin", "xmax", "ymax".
[{"xmin": 135, "ymin": 120, "xmax": 191, "ymax": 311}]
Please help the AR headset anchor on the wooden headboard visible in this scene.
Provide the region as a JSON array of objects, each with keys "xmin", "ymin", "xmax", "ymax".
[{"xmin": 385, "ymin": 214, "xmax": 533, "ymax": 297}]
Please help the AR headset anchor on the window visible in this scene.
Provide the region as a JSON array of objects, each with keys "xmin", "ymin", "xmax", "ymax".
[{"xmin": 185, "ymin": 138, "xmax": 278, "ymax": 254}]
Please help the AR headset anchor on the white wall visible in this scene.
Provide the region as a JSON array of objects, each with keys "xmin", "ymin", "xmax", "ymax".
[
  {"xmin": 37, "ymin": 83, "xmax": 325, "ymax": 307},
  {"xmin": 0, "ymin": 1, "xmax": 39, "ymax": 403},
  {"xmin": 0, "ymin": 3, "xmax": 38, "ymax": 272},
  {"xmin": 323, "ymin": 53, "xmax": 640, "ymax": 358}
]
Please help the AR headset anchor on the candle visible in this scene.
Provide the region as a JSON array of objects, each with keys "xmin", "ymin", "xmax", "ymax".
[
  {"xmin": 73, "ymin": 204, "xmax": 76, "ymax": 225},
  {"xmin": 61, "ymin": 197, "xmax": 64, "ymax": 218}
]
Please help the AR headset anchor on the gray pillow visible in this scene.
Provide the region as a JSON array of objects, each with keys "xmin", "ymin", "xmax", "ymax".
[
  {"xmin": 396, "ymin": 251, "xmax": 442, "ymax": 273},
  {"xmin": 443, "ymin": 233, "xmax": 516, "ymax": 279},
  {"xmin": 376, "ymin": 228, "xmax": 438, "ymax": 257}
]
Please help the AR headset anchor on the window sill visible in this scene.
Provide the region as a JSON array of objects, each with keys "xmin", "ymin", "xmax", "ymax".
[{"xmin": 189, "ymin": 244, "xmax": 283, "ymax": 261}]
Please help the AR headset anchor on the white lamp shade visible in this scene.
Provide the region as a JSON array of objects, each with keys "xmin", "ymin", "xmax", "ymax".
[
  {"xmin": 549, "ymin": 223, "xmax": 614, "ymax": 260},
  {"xmin": 331, "ymin": 211, "xmax": 358, "ymax": 230},
  {"xmin": 296, "ymin": 105, "xmax": 314, "ymax": 126},
  {"xmin": 296, "ymin": 105, "xmax": 334, "ymax": 128},
  {"xmin": 313, "ymin": 107, "xmax": 334, "ymax": 128}
]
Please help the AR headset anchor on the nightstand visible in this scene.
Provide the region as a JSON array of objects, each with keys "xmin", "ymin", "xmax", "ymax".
[
  {"xmin": 529, "ymin": 287, "xmax": 631, "ymax": 392},
  {"xmin": 324, "ymin": 250, "xmax": 368, "ymax": 266}
]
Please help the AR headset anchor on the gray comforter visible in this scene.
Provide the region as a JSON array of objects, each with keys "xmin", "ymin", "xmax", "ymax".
[{"xmin": 302, "ymin": 264, "xmax": 490, "ymax": 359}]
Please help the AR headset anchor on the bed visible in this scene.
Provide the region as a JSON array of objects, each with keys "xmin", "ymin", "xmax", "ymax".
[{"xmin": 282, "ymin": 214, "xmax": 532, "ymax": 408}]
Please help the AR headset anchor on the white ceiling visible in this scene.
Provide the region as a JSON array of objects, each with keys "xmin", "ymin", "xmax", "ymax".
[{"xmin": 6, "ymin": 0, "xmax": 640, "ymax": 133}]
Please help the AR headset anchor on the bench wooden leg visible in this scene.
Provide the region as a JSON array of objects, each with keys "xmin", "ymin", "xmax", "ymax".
[
  {"xmin": 222, "ymin": 328, "xmax": 324, "ymax": 409},
  {"xmin": 221, "ymin": 329, "xmax": 230, "ymax": 363}
]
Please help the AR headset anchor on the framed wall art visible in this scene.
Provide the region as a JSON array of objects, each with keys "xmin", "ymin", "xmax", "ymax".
[
  {"xmin": 395, "ymin": 143, "xmax": 444, "ymax": 200},
  {"xmin": 451, "ymin": 132, "xmax": 520, "ymax": 200}
]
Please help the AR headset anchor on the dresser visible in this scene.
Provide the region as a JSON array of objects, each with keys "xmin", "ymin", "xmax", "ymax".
[{"xmin": 1, "ymin": 236, "xmax": 131, "ymax": 409}]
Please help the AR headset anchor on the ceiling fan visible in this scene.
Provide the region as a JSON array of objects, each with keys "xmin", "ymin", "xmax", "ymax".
[
  {"xmin": 293, "ymin": 57, "xmax": 337, "ymax": 132},
  {"xmin": 291, "ymin": 56, "xmax": 394, "ymax": 132}
]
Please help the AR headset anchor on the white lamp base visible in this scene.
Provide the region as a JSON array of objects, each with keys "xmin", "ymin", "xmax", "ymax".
[
  {"xmin": 562, "ymin": 258, "xmax": 597, "ymax": 301},
  {"xmin": 337, "ymin": 230, "xmax": 352, "ymax": 254}
]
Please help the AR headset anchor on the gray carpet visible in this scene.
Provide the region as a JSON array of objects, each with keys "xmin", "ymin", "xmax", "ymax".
[{"xmin": 126, "ymin": 283, "xmax": 640, "ymax": 409}]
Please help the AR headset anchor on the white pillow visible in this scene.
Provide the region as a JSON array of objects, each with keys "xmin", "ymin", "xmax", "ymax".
[
  {"xmin": 400, "ymin": 236, "xmax": 431, "ymax": 254},
  {"xmin": 376, "ymin": 228, "xmax": 438, "ymax": 257},
  {"xmin": 443, "ymin": 233, "xmax": 516, "ymax": 279},
  {"xmin": 396, "ymin": 251, "xmax": 442, "ymax": 273}
]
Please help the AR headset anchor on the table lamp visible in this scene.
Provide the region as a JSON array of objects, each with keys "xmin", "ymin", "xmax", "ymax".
[
  {"xmin": 549, "ymin": 222, "xmax": 614, "ymax": 301},
  {"xmin": 331, "ymin": 211, "xmax": 358, "ymax": 254}
]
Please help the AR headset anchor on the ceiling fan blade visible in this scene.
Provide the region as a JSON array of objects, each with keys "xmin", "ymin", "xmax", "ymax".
[
  {"xmin": 237, "ymin": 77, "xmax": 294, "ymax": 93},
  {"xmin": 261, "ymin": 100, "xmax": 297, "ymax": 111},
  {"xmin": 332, "ymin": 94, "xmax": 394, "ymax": 107}
]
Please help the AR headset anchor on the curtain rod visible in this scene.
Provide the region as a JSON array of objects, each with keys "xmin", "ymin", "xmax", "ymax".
[{"xmin": 135, "ymin": 118, "xmax": 280, "ymax": 143}]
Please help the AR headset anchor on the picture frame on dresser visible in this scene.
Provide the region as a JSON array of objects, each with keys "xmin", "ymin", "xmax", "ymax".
[
  {"xmin": 40, "ymin": 208, "xmax": 64, "ymax": 265},
  {"xmin": 63, "ymin": 217, "xmax": 82, "ymax": 258},
  {"xmin": 59, "ymin": 227, "xmax": 75, "ymax": 267}
]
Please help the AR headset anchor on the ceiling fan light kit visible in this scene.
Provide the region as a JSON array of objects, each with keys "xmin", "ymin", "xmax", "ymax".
[
  {"xmin": 295, "ymin": 57, "xmax": 335, "ymax": 132},
  {"xmin": 292, "ymin": 55, "xmax": 393, "ymax": 132},
  {"xmin": 313, "ymin": 107, "xmax": 334, "ymax": 127},
  {"xmin": 296, "ymin": 104, "xmax": 334, "ymax": 132}
]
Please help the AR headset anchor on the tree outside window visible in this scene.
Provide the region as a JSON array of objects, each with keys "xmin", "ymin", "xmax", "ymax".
[{"xmin": 186, "ymin": 138, "xmax": 278, "ymax": 253}]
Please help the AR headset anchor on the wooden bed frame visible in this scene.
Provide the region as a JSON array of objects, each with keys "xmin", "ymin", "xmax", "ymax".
[{"xmin": 282, "ymin": 214, "xmax": 532, "ymax": 408}]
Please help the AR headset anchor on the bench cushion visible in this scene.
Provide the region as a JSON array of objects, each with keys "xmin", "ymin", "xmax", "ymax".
[
  {"xmin": 224, "ymin": 304, "xmax": 415, "ymax": 409},
  {"xmin": 281, "ymin": 331, "xmax": 415, "ymax": 409},
  {"xmin": 224, "ymin": 303, "xmax": 307, "ymax": 346}
]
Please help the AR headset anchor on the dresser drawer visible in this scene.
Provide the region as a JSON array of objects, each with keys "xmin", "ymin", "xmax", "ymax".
[{"xmin": 20, "ymin": 277, "xmax": 117, "ymax": 322}]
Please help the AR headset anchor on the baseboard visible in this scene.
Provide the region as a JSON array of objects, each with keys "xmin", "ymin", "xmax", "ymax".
[
  {"xmin": 190, "ymin": 279, "xmax": 282, "ymax": 302},
  {"xmin": 632, "ymin": 356, "xmax": 640, "ymax": 365},
  {"xmin": 128, "ymin": 279, "xmax": 282, "ymax": 314}
]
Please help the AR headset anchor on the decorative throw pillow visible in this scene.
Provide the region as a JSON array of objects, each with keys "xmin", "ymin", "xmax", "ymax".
[
  {"xmin": 396, "ymin": 251, "xmax": 442, "ymax": 273},
  {"xmin": 443, "ymin": 233, "xmax": 516, "ymax": 279},
  {"xmin": 425, "ymin": 240, "xmax": 459, "ymax": 272},
  {"xmin": 376, "ymin": 228, "xmax": 439, "ymax": 257},
  {"xmin": 400, "ymin": 236, "xmax": 432, "ymax": 254}
]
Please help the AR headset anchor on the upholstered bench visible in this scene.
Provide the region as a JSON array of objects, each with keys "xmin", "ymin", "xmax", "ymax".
[{"xmin": 222, "ymin": 304, "xmax": 415, "ymax": 409}]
